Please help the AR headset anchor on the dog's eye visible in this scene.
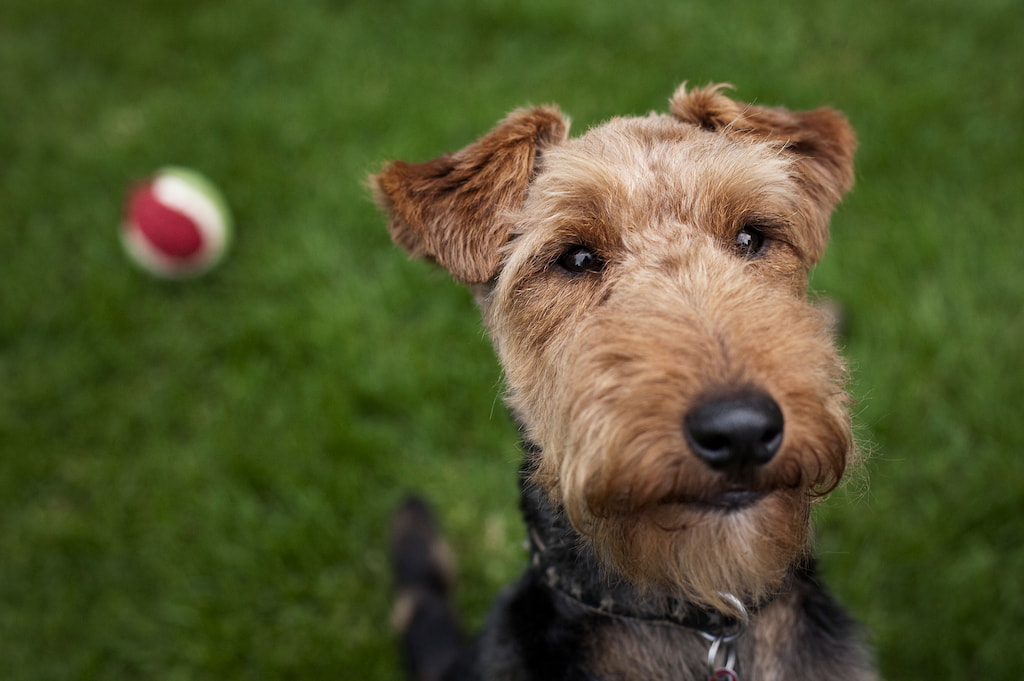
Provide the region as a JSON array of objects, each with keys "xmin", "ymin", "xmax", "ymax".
[
  {"xmin": 556, "ymin": 245, "xmax": 605, "ymax": 274},
  {"xmin": 734, "ymin": 225, "xmax": 768, "ymax": 258}
]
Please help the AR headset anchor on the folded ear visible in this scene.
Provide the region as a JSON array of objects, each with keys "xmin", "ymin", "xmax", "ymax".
[
  {"xmin": 671, "ymin": 84, "xmax": 856, "ymax": 260},
  {"xmin": 371, "ymin": 107, "xmax": 569, "ymax": 284}
]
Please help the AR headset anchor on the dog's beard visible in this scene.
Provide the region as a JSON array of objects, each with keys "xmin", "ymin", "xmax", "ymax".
[{"xmin": 577, "ymin": 489, "xmax": 812, "ymax": 618}]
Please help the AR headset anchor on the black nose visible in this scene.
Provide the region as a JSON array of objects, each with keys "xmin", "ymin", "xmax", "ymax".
[{"xmin": 684, "ymin": 391, "xmax": 784, "ymax": 471}]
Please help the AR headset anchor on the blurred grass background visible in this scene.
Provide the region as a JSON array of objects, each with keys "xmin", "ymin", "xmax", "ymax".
[{"xmin": 2, "ymin": 0, "xmax": 1022, "ymax": 678}]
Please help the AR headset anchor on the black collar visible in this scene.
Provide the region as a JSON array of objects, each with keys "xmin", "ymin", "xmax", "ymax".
[{"xmin": 518, "ymin": 445, "xmax": 746, "ymax": 638}]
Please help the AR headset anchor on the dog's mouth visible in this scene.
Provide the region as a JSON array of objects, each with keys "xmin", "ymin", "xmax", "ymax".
[
  {"xmin": 660, "ymin": 488, "xmax": 768, "ymax": 514},
  {"xmin": 698, "ymin": 488, "xmax": 767, "ymax": 512}
]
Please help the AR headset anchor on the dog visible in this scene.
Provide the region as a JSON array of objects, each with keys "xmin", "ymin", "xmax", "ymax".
[{"xmin": 372, "ymin": 83, "xmax": 877, "ymax": 681}]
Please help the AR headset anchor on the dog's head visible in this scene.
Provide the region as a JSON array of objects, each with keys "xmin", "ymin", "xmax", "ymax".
[{"xmin": 371, "ymin": 84, "xmax": 857, "ymax": 615}]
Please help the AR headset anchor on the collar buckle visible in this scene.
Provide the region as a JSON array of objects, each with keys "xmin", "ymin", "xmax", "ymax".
[{"xmin": 700, "ymin": 593, "xmax": 747, "ymax": 681}]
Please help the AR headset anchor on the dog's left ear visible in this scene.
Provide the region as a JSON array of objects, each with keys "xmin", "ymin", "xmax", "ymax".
[
  {"xmin": 671, "ymin": 84, "xmax": 856, "ymax": 261},
  {"xmin": 371, "ymin": 107, "xmax": 569, "ymax": 284}
]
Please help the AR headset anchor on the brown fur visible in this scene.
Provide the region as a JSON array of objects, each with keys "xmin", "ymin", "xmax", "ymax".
[{"xmin": 374, "ymin": 83, "xmax": 873, "ymax": 679}]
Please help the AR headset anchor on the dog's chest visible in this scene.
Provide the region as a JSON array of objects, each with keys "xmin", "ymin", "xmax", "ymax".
[{"xmin": 585, "ymin": 621, "xmax": 715, "ymax": 680}]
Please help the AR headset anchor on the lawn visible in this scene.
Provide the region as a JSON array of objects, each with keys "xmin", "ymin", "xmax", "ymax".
[{"xmin": 2, "ymin": 0, "xmax": 1022, "ymax": 678}]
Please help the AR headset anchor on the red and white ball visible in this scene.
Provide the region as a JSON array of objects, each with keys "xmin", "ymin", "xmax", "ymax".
[{"xmin": 122, "ymin": 167, "xmax": 232, "ymax": 278}]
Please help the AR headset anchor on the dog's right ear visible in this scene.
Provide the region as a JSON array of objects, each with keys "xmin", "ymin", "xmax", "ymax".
[
  {"xmin": 371, "ymin": 107, "xmax": 569, "ymax": 284},
  {"xmin": 671, "ymin": 83, "xmax": 856, "ymax": 265}
]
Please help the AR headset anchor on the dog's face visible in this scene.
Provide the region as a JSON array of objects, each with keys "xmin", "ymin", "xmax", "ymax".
[{"xmin": 373, "ymin": 84, "xmax": 857, "ymax": 615}]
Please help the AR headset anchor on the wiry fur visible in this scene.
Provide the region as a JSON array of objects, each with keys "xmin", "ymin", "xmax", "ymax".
[{"xmin": 374, "ymin": 83, "xmax": 877, "ymax": 680}]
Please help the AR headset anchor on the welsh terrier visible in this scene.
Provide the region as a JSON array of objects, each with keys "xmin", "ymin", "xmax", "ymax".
[{"xmin": 372, "ymin": 83, "xmax": 877, "ymax": 681}]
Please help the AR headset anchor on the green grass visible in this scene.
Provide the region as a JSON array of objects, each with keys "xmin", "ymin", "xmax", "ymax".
[{"xmin": 2, "ymin": 0, "xmax": 1022, "ymax": 678}]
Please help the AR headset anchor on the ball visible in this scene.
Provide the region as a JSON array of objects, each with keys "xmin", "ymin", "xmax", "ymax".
[{"xmin": 122, "ymin": 167, "xmax": 232, "ymax": 278}]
